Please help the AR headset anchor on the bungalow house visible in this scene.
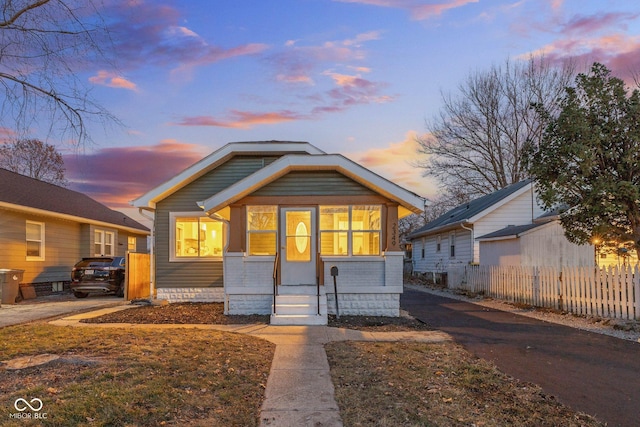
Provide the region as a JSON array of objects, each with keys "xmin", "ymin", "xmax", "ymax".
[
  {"xmin": 409, "ymin": 180, "xmax": 545, "ymax": 277},
  {"xmin": 131, "ymin": 141, "xmax": 424, "ymax": 325},
  {"xmin": 0, "ymin": 168, "xmax": 150, "ymax": 298}
]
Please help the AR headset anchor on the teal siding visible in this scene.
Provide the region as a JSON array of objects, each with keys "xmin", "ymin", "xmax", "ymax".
[
  {"xmin": 155, "ymin": 155, "xmax": 275, "ymax": 289},
  {"xmin": 252, "ymin": 171, "xmax": 376, "ymax": 196}
]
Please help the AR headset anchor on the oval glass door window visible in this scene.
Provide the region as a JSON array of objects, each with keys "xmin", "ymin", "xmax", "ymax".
[{"xmin": 295, "ymin": 221, "xmax": 308, "ymax": 253}]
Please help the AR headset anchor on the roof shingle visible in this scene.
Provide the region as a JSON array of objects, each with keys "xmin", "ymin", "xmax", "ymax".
[
  {"xmin": 409, "ymin": 179, "xmax": 531, "ymax": 238},
  {"xmin": 0, "ymin": 168, "xmax": 148, "ymax": 232}
]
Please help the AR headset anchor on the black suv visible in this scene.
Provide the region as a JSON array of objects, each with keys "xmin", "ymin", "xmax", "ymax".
[{"xmin": 71, "ymin": 257, "xmax": 125, "ymax": 298}]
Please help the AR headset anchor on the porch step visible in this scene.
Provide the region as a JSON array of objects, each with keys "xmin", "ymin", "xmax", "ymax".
[
  {"xmin": 270, "ymin": 313, "xmax": 327, "ymax": 326},
  {"xmin": 277, "ymin": 284, "xmax": 324, "ymax": 295},
  {"xmin": 271, "ymin": 286, "xmax": 328, "ymax": 325}
]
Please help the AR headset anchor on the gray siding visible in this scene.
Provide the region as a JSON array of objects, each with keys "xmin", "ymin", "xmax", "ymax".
[
  {"xmin": 252, "ymin": 171, "xmax": 376, "ymax": 196},
  {"xmin": 155, "ymin": 156, "xmax": 273, "ymax": 288}
]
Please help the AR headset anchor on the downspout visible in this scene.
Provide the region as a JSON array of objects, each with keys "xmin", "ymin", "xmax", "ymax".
[
  {"xmin": 138, "ymin": 207, "xmax": 156, "ymax": 299},
  {"xmin": 460, "ymin": 221, "xmax": 475, "ymax": 264}
]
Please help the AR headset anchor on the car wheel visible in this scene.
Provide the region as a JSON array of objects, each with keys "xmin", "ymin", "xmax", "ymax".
[
  {"xmin": 116, "ymin": 280, "xmax": 125, "ymax": 298},
  {"xmin": 74, "ymin": 291, "xmax": 89, "ymax": 299}
]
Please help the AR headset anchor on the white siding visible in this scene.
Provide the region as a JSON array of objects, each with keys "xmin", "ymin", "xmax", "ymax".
[
  {"xmin": 413, "ymin": 229, "xmax": 472, "ymax": 273},
  {"xmin": 479, "ymin": 239, "xmax": 522, "ymax": 266},
  {"xmin": 520, "ymin": 222, "xmax": 593, "ymax": 268},
  {"xmin": 473, "ymin": 189, "xmax": 545, "ymax": 263},
  {"xmin": 479, "ymin": 222, "xmax": 594, "ymax": 268}
]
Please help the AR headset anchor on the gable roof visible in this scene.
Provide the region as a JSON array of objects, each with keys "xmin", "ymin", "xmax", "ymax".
[
  {"xmin": 199, "ymin": 153, "xmax": 425, "ymax": 217},
  {"xmin": 408, "ymin": 179, "xmax": 532, "ymax": 238},
  {"xmin": 132, "ymin": 141, "xmax": 325, "ymax": 209},
  {"xmin": 0, "ymin": 168, "xmax": 149, "ymax": 234}
]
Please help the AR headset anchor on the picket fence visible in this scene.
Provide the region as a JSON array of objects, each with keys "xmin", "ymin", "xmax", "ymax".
[{"xmin": 447, "ymin": 265, "xmax": 640, "ymax": 320}]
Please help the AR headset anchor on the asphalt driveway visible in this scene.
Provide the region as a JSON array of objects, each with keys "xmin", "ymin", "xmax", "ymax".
[{"xmin": 401, "ymin": 287, "xmax": 640, "ymax": 427}]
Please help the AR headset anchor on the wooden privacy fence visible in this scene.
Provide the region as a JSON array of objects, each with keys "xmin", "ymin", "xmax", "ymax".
[
  {"xmin": 447, "ymin": 265, "xmax": 640, "ymax": 320},
  {"xmin": 125, "ymin": 252, "xmax": 151, "ymax": 301}
]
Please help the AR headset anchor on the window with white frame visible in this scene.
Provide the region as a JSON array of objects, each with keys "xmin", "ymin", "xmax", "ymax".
[
  {"xmin": 449, "ymin": 233, "xmax": 456, "ymax": 258},
  {"xmin": 171, "ymin": 213, "xmax": 224, "ymax": 260},
  {"xmin": 246, "ymin": 206, "xmax": 278, "ymax": 256},
  {"xmin": 26, "ymin": 221, "xmax": 45, "ymax": 260},
  {"xmin": 95, "ymin": 230, "xmax": 115, "ymax": 256},
  {"xmin": 320, "ymin": 205, "xmax": 381, "ymax": 256},
  {"xmin": 128, "ymin": 236, "xmax": 136, "ymax": 251}
]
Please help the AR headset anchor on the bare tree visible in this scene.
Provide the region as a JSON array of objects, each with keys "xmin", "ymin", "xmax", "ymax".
[
  {"xmin": 416, "ymin": 56, "xmax": 575, "ymax": 201},
  {"xmin": 0, "ymin": 0, "xmax": 116, "ymax": 145},
  {"xmin": 0, "ymin": 138, "xmax": 67, "ymax": 185}
]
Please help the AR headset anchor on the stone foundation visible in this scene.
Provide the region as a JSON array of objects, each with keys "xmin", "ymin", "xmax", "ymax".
[
  {"xmin": 156, "ymin": 287, "xmax": 224, "ymax": 303},
  {"xmin": 226, "ymin": 294, "xmax": 272, "ymax": 315},
  {"xmin": 326, "ymin": 293, "xmax": 400, "ymax": 316}
]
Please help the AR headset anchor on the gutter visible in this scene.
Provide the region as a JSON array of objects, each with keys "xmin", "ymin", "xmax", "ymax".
[
  {"xmin": 409, "ymin": 219, "xmax": 471, "ymax": 239},
  {"xmin": 460, "ymin": 221, "xmax": 475, "ymax": 263},
  {"xmin": 0, "ymin": 201, "xmax": 149, "ymax": 235}
]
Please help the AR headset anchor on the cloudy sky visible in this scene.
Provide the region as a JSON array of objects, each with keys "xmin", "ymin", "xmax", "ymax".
[{"xmin": 15, "ymin": 1, "xmax": 640, "ymax": 212}]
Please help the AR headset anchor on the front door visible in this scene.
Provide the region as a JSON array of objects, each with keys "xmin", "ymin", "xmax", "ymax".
[{"xmin": 280, "ymin": 207, "xmax": 316, "ymax": 285}]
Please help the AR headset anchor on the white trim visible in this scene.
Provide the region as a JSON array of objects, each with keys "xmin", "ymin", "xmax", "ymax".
[
  {"xmin": 1, "ymin": 201, "xmax": 149, "ymax": 235},
  {"xmin": 169, "ymin": 212, "xmax": 225, "ymax": 262},
  {"xmin": 25, "ymin": 220, "xmax": 45, "ymax": 261},
  {"xmin": 467, "ymin": 182, "xmax": 533, "ymax": 223},
  {"xmin": 201, "ymin": 154, "xmax": 424, "ymax": 216},
  {"xmin": 94, "ymin": 229, "xmax": 115, "ymax": 256},
  {"xmin": 475, "ymin": 220, "xmax": 556, "ymax": 242},
  {"xmin": 131, "ymin": 141, "xmax": 326, "ymax": 209},
  {"xmin": 321, "ymin": 256, "xmax": 383, "ymax": 262}
]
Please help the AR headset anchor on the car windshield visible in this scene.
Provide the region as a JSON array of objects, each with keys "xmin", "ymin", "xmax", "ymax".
[{"xmin": 76, "ymin": 259, "xmax": 115, "ymax": 268}]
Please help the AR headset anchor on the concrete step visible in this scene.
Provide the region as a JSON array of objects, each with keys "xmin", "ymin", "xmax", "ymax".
[
  {"xmin": 271, "ymin": 290, "xmax": 328, "ymax": 325},
  {"xmin": 274, "ymin": 304, "xmax": 319, "ymax": 315},
  {"xmin": 274, "ymin": 295, "xmax": 327, "ymax": 315},
  {"xmin": 275, "ymin": 294, "xmax": 322, "ymax": 304},
  {"xmin": 277, "ymin": 285, "xmax": 326, "ymax": 295},
  {"xmin": 270, "ymin": 313, "xmax": 328, "ymax": 326}
]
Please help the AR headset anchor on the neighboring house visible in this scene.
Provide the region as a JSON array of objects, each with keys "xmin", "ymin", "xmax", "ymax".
[
  {"xmin": 0, "ymin": 168, "xmax": 150, "ymax": 297},
  {"xmin": 409, "ymin": 180, "xmax": 545, "ymax": 276},
  {"xmin": 131, "ymin": 141, "xmax": 424, "ymax": 325},
  {"xmin": 476, "ymin": 212, "xmax": 594, "ymax": 268}
]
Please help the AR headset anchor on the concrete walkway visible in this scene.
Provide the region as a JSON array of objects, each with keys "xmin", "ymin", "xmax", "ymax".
[
  {"xmin": 48, "ymin": 309, "xmax": 452, "ymax": 427},
  {"xmin": 0, "ymin": 295, "xmax": 124, "ymax": 328}
]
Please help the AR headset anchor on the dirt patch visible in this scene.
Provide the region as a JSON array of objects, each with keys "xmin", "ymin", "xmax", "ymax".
[
  {"xmin": 82, "ymin": 302, "xmax": 432, "ymax": 332},
  {"xmin": 328, "ymin": 313, "xmax": 433, "ymax": 331},
  {"xmin": 326, "ymin": 341, "xmax": 603, "ymax": 426},
  {"xmin": 81, "ymin": 302, "xmax": 269, "ymax": 325}
]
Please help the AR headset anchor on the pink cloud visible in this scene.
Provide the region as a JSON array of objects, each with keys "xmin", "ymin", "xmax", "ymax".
[
  {"xmin": 267, "ymin": 31, "xmax": 378, "ymax": 85},
  {"xmin": 175, "ymin": 110, "xmax": 305, "ymax": 129},
  {"xmin": 89, "ymin": 70, "xmax": 138, "ymax": 91},
  {"xmin": 0, "ymin": 128, "xmax": 18, "ymax": 142},
  {"xmin": 333, "ymin": 0, "xmax": 478, "ymax": 20},
  {"xmin": 411, "ymin": 0, "xmax": 479, "ymax": 20},
  {"xmin": 321, "ymin": 75, "xmax": 394, "ymax": 109},
  {"xmin": 562, "ymin": 13, "xmax": 638, "ymax": 36},
  {"xmin": 527, "ymin": 33, "xmax": 640, "ymax": 83},
  {"xmin": 64, "ymin": 140, "xmax": 206, "ymax": 207},
  {"xmin": 345, "ymin": 132, "xmax": 437, "ymax": 197},
  {"xmin": 103, "ymin": 2, "xmax": 269, "ymax": 74}
]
